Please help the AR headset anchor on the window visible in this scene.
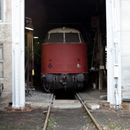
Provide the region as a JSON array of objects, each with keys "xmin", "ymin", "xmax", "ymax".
[
  {"xmin": 46, "ymin": 33, "xmax": 83, "ymax": 43},
  {"xmin": 48, "ymin": 33, "xmax": 63, "ymax": 42},
  {"xmin": 0, "ymin": 44, "xmax": 3, "ymax": 78},
  {"xmin": 65, "ymin": 33, "xmax": 80, "ymax": 42}
]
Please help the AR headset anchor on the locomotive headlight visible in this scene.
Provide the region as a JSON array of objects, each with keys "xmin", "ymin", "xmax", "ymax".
[
  {"xmin": 41, "ymin": 74, "xmax": 46, "ymax": 78},
  {"xmin": 77, "ymin": 63, "xmax": 81, "ymax": 68}
]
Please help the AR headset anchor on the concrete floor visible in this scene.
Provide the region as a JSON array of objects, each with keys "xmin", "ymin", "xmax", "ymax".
[
  {"xmin": 79, "ymin": 90, "xmax": 130, "ymax": 130},
  {"xmin": 0, "ymin": 89, "xmax": 130, "ymax": 130}
]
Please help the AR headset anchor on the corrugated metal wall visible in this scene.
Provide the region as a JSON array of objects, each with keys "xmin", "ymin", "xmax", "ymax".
[{"xmin": 121, "ymin": 0, "xmax": 130, "ymax": 99}]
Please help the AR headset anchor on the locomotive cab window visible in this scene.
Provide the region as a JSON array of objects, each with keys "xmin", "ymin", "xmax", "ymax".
[
  {"xmin": 46, "ymin": 30, "xmax": 83, "ymax": 43},
  {"xmin": 48, "ymin": 33, "xmax": 63, "ymax": 42},
  {"xmin": 65, "ymin": 33, "xmax": 81, "ymax": 42}
]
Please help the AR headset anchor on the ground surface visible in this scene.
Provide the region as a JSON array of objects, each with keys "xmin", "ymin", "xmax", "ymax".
[
  {"xmin": 0, "ymin": 90, "xmax": 130, "ymax": 130},
  {"xmin": 93, "ymin": 109, "xmax": 130, "ymax": 130},
  {"xmin": 0, "ymin": 108, "xmax": 45, "ymax": 130},
  {"xmin": 79, "ymin": 90, "xmax": 130, "ymax": 130},
  {"xmin": 49, "ymin": 108, "xmax": 93, "ymax": 130}
]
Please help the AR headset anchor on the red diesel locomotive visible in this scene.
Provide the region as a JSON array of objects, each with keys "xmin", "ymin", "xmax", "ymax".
[{"xmin": 41, "ymin": 27, "xmax": 88, "ymax": 92}]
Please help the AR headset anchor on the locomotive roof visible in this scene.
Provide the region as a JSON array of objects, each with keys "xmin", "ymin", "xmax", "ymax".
[{"xmin": 48, "ymin": 27, "xmax": 80, "ymax": 34}]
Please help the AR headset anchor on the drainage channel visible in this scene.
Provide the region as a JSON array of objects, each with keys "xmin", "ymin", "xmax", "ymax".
[
  {"xmin": 53, "ymin": 91, "xmax": 81, "ymax": 109},
  {"xmin": 54, "ymin": 90, "xmax": 76, "ymax": 100}
]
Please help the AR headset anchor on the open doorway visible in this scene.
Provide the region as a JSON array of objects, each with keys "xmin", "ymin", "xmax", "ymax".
[{"xmin": 25, "ymin": 0, "xmax": 107, "ymax": 92}]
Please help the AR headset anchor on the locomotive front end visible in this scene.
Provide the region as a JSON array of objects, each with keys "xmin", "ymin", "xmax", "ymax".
[{"xmin": 41, "ymin": 27, "xmax": 88, "ymax": 92}]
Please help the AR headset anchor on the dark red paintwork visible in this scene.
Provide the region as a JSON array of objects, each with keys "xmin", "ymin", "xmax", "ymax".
[{"xmin": 41, "ymin": 43, "xmax": 88, "ymax": 74}]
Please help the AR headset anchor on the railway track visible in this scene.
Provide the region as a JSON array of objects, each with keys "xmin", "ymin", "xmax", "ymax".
[
  {"xmin": 42, "ymin": 93, "xmax": 103, "ymax": 130},
  {"xmin": 76, "ymin": 93, "xmax": 103, "ymax": 130},
  {"xmin": 42, "ymin": 94, "xmax": 54, "ymax": 130}
]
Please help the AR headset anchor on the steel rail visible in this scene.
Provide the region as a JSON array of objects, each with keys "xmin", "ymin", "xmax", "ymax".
[
  {"xmin": 43, "ymin": 94, "xmax": 54, "ymax": 130},
  {"xmin": 76, "ymin": 93, "xmax": 103, "ymax": 130}
]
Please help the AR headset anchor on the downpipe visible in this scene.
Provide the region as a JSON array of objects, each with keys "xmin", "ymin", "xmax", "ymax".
[{"xmin": 114, "ymin": 78, "xmax": 119, "ymax": 110}]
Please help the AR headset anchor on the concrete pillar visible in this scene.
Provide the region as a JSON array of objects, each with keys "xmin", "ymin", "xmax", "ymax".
[
  {"xmin": 106, "ymin": 0, "xmax": 122, "ymax": 108},
  {"xmin": 12, "ymin": 0, "xmax": 25, "ymax": 108}
]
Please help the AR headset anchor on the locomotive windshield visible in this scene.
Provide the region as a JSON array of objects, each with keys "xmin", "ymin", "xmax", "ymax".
[
  {"xmin": 65, "ymin": 33, "xmax": 81, "ymax": 42},
  {"xmin": 48, "ymin": 33, "xmax": 63, "ymax": 42},
  {"xmin": 45, "ymin": 27, "xmax": 84, "ymax": 43}
]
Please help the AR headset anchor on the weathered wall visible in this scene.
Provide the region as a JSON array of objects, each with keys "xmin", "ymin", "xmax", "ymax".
[
  {"xmin": 121, "ymin": 0, "xmax": 130, "ymax": 99},
  {"xmin": 0, "ymin": 0, "xmax": 12, "ymax": 95}
]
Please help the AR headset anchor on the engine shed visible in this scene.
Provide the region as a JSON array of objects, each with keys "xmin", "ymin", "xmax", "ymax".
[{"xmin": 0, "ymin": 0, "xmax": 130, "ymax": 109}]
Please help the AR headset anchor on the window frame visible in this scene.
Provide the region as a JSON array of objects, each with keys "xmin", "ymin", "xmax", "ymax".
[{"xmin": 47, "ymin": 32, "xmax": 83, "ymax": 43}]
